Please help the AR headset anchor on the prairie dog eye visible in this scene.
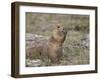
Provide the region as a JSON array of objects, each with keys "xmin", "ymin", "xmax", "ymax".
[{"xmin": 57, "ymin": 26, "xmax": 60, "ymax": 28}]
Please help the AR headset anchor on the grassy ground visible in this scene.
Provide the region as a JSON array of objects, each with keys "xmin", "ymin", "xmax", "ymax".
[{"xmin": 26, "ymin": 12, "xmax": 89, "ymax": 67}]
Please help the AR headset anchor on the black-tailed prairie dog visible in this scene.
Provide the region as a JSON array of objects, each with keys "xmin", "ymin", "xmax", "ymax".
[{"xmin": 47, "ymin": 24, "xmax": 67, "ymax": 64}]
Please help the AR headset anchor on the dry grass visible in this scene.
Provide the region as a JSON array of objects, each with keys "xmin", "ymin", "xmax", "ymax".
[{"xmin": 25, "ymin": 12, "xmax": 89, "ymax": 67}]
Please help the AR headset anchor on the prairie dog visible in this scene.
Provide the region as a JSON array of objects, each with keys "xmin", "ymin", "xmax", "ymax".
[{"xmin": 47, "ymin": 24, "xmax": 67, "ymax": 64}]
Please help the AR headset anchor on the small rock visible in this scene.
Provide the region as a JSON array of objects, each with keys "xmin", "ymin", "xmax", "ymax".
[{"xmin": 26, "ymin": 59, "xmax": 42, "ymax": 67}]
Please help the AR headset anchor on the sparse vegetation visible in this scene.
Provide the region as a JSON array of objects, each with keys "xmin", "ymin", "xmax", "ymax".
[{"xmin": 26, "ymin": 12, "xmax": 89, "ymax": 67}]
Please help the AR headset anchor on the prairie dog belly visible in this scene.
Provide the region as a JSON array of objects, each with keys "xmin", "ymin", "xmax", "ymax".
[{"xmin": 47, "ymin": 42, "xmax": 63, "ymax": 63}]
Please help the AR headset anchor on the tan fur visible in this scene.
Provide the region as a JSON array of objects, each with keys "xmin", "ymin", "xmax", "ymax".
[{"xmin": 46, "ymin": 24, "xmax": 67, "ymax": 64}]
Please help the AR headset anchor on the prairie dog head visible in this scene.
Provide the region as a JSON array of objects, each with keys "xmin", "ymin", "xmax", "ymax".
[{"xmin": 52, "ymin": 24, "xmax": 67, "ymax": 42}]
